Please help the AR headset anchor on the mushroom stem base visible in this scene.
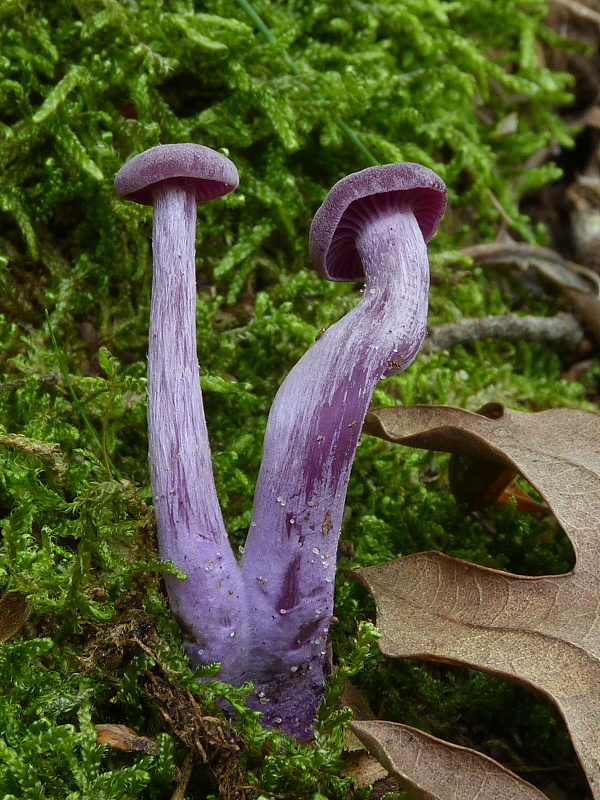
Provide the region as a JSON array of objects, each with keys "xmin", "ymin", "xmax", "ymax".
[{"xmin": 245, "ymin": 661, "xmax": 327, "ymax": 740}]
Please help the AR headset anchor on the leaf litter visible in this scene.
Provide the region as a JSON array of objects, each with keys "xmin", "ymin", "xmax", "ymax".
[
  {"xmin": 352, "ymin": 401, "xmax": 600, "ymax": 798},
  {"xmin": 350, "ymin": 719, "xmax": 548, "ymax": 800}
]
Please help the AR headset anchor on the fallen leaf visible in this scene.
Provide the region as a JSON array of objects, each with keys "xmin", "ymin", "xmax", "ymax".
[
  {"xmin": 491, "ymin": 482, "xmax": 549, "ymax": 514},
  {"xmin": 343, "ymin": 748, "xmax": 393, "ymax": 792},
  {"xmin": 340, "ymin": 681, "xmax": 391, "ymax": 790},
  {"xmin": 359, "ymin": 402, "xmax": 600, "ymax": 796},
  {"xmin": 95, "ymin": 723, "xmax": 160, "ymax": 755},
  {"xmin": 0, "ymin": 590, "xmax": 31, "ymax": 642},
  {"xmin": 340, "ymin": 680, "xmax": 376, "ymax": 752},
  {"xmin": 446, "ymin": 445, "xmax": 517, "ymax": 511},
  {"xmin": 350, "ymin": 720, "xmax": 548, "ymax": 800}
]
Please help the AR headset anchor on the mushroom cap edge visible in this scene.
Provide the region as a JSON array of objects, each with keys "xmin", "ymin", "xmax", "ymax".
[
  {"xmin": 309, "ymin": 163, "xmax": 447, "ymax": 282},
  {"xmin": 115, "ymin": 143, "xmax": 239, "ymax": 206}
]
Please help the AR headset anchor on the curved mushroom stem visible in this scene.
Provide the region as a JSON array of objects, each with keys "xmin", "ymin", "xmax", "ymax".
[
  {"xmin": 149, "ymin": 179, "xmax": 248, "ymax": 679},
  {"xmin": 241, "ymin": 200, "xmax": 429, "ymax": 737}
]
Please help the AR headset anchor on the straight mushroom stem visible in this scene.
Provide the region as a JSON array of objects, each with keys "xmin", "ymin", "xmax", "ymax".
[
  {"xmin": 148, "ymin": 179, "xmax": 248, "ymax": 679},
  {"xmin": 241, "ymin": 203, "xmax": 429, "ymax": 737}
]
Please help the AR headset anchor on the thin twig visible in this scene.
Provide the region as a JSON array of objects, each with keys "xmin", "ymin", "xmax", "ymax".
[
  {"xmin": 551, "ymin": 0, "xmax": 600, "ymax": 26},
  {"xmin": 487, "ymin": 190, "xmax": 516, "ymax": 229},
  {"xmin": 462, "ymin": 241, "xmax": 600, "ymax": 293},
  {"xmin": 0, "ymin": 432, "xmax": 68, "ymax": 476},
  {"xmin": 170, "ymin": 752, "xmax": 195, "ymax": 800},
  {"xmin": 421, "ymin": 312, "xmax": 584, "ymax": 354}
]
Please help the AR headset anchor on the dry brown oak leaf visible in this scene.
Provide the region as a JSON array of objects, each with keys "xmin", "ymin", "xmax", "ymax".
[
  {"xmin": 357, "ymin": 402, "xmax": 600, "ymax": 797},
  {"xmin": 350, "ymin": 719, "xmax": 547, "ymax": 800},
  {"xmin": 0, "ymin": 590, "xmax": 31, "ymax": 643}
]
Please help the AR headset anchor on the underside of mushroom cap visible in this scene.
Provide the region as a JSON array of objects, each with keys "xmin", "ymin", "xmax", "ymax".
[
  {"xmin": 309, "ymin": 163, "xmax": 447, "ymax": 281},
  {"xmin": 115, "ymin": 143, "xmax": 239, "ymax": 205}
]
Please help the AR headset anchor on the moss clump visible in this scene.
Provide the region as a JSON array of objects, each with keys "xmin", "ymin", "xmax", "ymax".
[{"xmin": 0, "ymin": 0, "xmax": 592, "ymax": 796}]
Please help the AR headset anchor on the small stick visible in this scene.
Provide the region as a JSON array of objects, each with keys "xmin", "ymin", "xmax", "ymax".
[
  {"xmin": 551, "ymin": 0, "xmax": 600, "ymax": 26},
  {"xmin": 170, "ymin": 753, "xmax": 195, "ymax": 800},
  {"xmin": 421, "ymin": 312, "xmax": 585, "ymax": 354}
]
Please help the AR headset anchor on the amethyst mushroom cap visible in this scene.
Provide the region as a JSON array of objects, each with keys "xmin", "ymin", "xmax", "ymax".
[
  {"xmin": 115, "ymin": 143, "xmax": 239, "ymax": 204},
  {"xmin": 309, "ymin": 162, "xmax": 446, "ymax": 281},
  {"xmin": 240, "ymin": 163, "xmax": 447, "ymax": 737},
  {"xmin": 115, "ymin": 144, "xmax": 248, "ymax": 680}
]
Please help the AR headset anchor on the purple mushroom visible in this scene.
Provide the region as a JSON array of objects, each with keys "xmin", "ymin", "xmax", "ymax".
[
  {"xmin": 115, "ymin": 144, "xmax": 249, "ymax": 681},
  {"xmin": 115, "ymin": 150, "xmax": 446, "ymax": 739},
  {"xmin": 241, "ymin": 163, "xmax": 447, "ymax": 737}
]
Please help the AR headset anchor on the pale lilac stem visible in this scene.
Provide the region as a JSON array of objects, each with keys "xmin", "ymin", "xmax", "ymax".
[
  {"xmin": 241, "ymin": 203, "xmax": 429, "ymax": 737},
  {"xmin": 148, "ymin": 179, "xmax": 248, "ymax": 679}
]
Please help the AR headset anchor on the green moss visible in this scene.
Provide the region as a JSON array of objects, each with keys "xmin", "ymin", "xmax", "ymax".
[{"xmin": 0, "ymin": 0, "xmax": 593, "ymax": 796}]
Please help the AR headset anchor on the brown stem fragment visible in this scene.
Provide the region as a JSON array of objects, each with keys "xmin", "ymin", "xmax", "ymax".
[
  {"xmin": 462, "ymin": 242, "xmax": 599, "ymax": 292},
  {"xmin": 560, "ymin": 286, "xmax": 600, "ymax": 346},
  {"xmin": 551, "ymin": 0, "xmax": 600, "ymax": 27},
  {"xmin": 0, "ymin": 432, "xmax": 67, "ymax": 476},
  {"xmin": 170, "ymin": 753, "xmax": 195, "ymax": 800},
  {"xmin": 421, "ymin": 312, "xmax": 585, "ymax": 354},
  {"xmin": 140, "ymin": 666, "xmax": 251, "ymax": 800},
  {"xmin": 460, "ymin": 241, "xmax": 600, "ymax": 348}
]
